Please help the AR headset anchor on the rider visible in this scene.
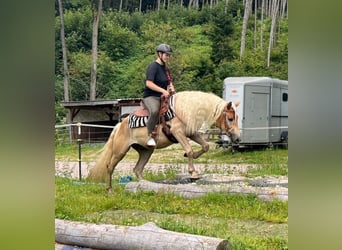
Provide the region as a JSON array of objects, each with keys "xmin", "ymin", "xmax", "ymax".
[{"xmin": 143, "ymin": 43, "xmax": 175, "ymax": 147}]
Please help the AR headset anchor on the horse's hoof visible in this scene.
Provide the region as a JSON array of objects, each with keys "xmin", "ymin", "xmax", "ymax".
[{"xmin": 190, "ymin": 172, "xmax": 200, "ymax": 180}]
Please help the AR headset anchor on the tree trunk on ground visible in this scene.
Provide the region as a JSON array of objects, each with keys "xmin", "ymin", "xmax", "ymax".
[
  {"xmin": 55, "ymin": 219, "xmax": 231, "ymax": 250},
  {"xmin": 125, "ymin": 180, "xmax": 210, "ymax": 199},
  {"xmin": 90, "ymin": 0, "xmax": 103, "ymax": 101},
  {"xmin": 125, "ymin": 180, "xmax": 288, "ymax": 201}
]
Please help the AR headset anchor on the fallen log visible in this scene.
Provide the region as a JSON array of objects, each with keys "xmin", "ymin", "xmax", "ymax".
[
  {"xmin": 55, "ymin": 219, "xmax": 231, "ymax": 250},
  {"xmin": 125, "ymin": 180, "xmax": 288, "ymax": 201},
  {"xmin": 125, "ymin": 179, "xmax": 209, "ymax": 199}
]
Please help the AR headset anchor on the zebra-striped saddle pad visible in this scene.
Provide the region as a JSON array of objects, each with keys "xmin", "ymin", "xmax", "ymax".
[{"xmin": 128, "ymin": 96, "xmax": 175, "ymax": 128}]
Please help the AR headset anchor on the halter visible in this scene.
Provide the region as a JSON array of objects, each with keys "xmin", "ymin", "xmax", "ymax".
[{"xmin": 222, "ymin": 102, "xmax": 238, "ymax": 137}]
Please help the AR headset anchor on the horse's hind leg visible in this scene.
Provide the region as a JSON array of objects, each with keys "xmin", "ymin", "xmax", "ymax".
[
  {"xmin": 106, "ymin": 154, "xmax": 125, "ymax": 191},
  {"xmin": 132, "ymin": 144, "xmax": 154, "ymax": 180},
  {"xmin": 106, "ymin": 147, "xmax": 130, "ymax": 191}
]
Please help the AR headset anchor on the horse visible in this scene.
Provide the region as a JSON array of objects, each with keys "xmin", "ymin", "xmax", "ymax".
[{"xmin": 87, "ymin": 91, "xmax": 240, "ymax": 191}]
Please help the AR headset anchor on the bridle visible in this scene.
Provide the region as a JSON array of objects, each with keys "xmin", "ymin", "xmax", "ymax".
[{"xmin": 222, "ymin": 103, "xmax": 238, "ymax": 137}]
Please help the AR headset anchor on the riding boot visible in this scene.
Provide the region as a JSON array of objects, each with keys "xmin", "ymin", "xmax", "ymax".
[{"xmin": 146, "ymin": 134, "xmax": 156, "ymax": 147}]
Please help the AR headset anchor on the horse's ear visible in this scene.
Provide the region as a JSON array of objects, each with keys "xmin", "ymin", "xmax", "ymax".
[
  {"xmin": 234, "ymin": 100, "xmax": 240, "ymax": 107},
  {"xmin": 226, "ymin": 102, "xmax": 232, "ymax": 110}
]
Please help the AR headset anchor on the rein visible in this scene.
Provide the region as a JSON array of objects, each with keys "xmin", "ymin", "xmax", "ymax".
[{"xmin": 155, "ymin": 94, "xmax": 178, "ymax": 143}]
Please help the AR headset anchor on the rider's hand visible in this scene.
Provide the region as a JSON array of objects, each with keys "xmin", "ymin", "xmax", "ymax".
[
  {"xmin": 168, "ymin": 83, "xmax": 175, "ymax": 95},
  {"xmin": 162, "ymin": 90, "xmax": 170, "ymax": 97}
]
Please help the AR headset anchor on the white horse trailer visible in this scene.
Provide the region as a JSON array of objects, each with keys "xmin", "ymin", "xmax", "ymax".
[{"xmin": 222, "ymin": 77, "xmax": 288, "ymax": 148}]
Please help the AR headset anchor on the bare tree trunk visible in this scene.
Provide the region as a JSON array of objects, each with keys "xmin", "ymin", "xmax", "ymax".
[
  {"xmin": 240, "ymin": 0, "xmax": 253, "ymax": 60},
  {"xmin": 188, "ymin": 0, "xmax": 193, "ymax": 9},
  {"xmin": 254, "ymin": 0, "xmax": 257, "ymax": 49},
  {"xmin": 280, "ymin": 0, "xmax": 287, "ymax": 18},
  {"xmin": 266, "ymin": 0, "xmax": 269, "ymax": 17},
  {"xmin": 139, "ymin": 0, "xmax": 142, "ymax": 12},
  {"xmin": 58, "ymin": 0, "xmax": 70, "ymax": 103},
  {"xmin": 119, "ymin": 0, "xmax": 122, "ymax": 12},
  {"xmin": 90, "ymin": 0, "xmax": 103, "ymax": 101},
  {"xmin": 225, "ymin": 0, "xmax": 229, "ymax": 14},
  {"xmin": 267, "ymin": 0, "xmax": 280, "ymax": 67},
  {"xmin": 260, "ymin": 0, "xmax": 265, "ymax": 50},
  {"xmin": 58, "ymin": 0, "xmax": 72, "ymax": 126}
]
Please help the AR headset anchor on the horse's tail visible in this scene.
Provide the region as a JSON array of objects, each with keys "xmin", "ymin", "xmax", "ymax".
[{"xmin": 87, "ymin": 122, "xmax": 122, "ymax": 183}]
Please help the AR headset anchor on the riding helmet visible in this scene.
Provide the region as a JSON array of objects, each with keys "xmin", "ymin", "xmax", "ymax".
[{"xmin": 156, "ymin": 43, "xmax": 173, "ymax": 55}]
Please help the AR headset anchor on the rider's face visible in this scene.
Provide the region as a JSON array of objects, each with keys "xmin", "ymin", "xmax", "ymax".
[{"xmin": 160, "ymin": 52, "xmax": 171, "ymax": 62}]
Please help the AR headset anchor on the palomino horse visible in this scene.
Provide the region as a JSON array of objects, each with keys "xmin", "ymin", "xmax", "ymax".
[{"xmin": 87, "ymin": 91, "xmax": 240, "ymax": 191}]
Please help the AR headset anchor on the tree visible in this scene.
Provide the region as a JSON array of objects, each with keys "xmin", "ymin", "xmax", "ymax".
[
  {"xmin": 260, "ymin": 0, "xmax": 265, "ymax": 50},
  {"xmin": 90, "ymin": 0, "xmax": 103, "ymax": 101},
  {"xmin": 57, "ymin": 0, "xmax": 72, "ymax": 126},
  {"xmin": 267, "ymin": 0, "xmax": 279, "ymax": 67},
  {"xmin": 57, "ymin": 0, "xmax": 70, "ymax": 102},
  {"xmin": 240, "ymin": 0, "xmax": 252, "ymax": 60}
]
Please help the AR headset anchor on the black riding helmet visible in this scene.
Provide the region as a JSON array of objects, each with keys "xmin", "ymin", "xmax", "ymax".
[{"xmin": 156, "ymin": 43, "xmax": 173, "ymax": 55}]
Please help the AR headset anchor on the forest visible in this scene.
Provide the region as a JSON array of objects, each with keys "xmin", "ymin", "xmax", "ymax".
[{"xmin": 55, "ymin": 0, "xmax": 288, "ymax": 123}]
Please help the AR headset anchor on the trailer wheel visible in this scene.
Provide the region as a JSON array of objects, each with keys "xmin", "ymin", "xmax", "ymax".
[{"xmin": 280, "ymin": 132, "xmax": 288, "ymax": 149}]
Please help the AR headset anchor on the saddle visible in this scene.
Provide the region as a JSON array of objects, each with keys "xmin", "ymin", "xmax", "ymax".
[{"xmin": 128, "ymin": 95, "xmax": 178, "ymax": 143}]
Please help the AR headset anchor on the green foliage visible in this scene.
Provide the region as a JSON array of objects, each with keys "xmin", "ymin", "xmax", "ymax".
[
  {"xmin": 55, "ymin": 102, "xmax": 67, "ymax": 124},
  {"xmin": 100, "ymin": 16, "xmax": 141, "ymax": 61},
  {"xmin": 207, "ymin": 5, "xmax": 235, "ymax": 64},
  {"xmin": 55, "ymin": 2, "xmax": 288, "ymax": 114}
]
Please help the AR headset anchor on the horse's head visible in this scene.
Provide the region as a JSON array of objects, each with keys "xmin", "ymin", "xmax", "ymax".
[{"xmin": 216, "ymin": 101, "xmax": 241, "ymax": 144}]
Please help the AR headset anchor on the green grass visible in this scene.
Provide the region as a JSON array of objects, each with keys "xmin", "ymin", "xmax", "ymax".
[
  {"xmin": 55, "ymin": 177, "xmax": 288, "ymax": 249},
  {"xmin": 55, "ymin": 142, "xmax": 288, "ymax": 249}
]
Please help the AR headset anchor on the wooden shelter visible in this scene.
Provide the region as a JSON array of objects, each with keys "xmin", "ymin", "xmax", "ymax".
[{"xmin": 61, "ymin": 98, "xmax": 141, "ymax": 142}]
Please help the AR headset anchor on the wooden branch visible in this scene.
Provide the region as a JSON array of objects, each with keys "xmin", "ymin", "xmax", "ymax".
[{"xmin": 55, "ymin": 219, "xmax": 231, "ymax": 250}]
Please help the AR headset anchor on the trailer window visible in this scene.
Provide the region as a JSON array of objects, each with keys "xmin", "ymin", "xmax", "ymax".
[{"xmin": 282, "ymin": 93, "xmax": 288, "ymax": 102}]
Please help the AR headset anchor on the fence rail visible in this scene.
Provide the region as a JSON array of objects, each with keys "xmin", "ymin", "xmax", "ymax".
[{"xmin": 55, "ymin": 122, "xmax": 288, "ymax": 145}]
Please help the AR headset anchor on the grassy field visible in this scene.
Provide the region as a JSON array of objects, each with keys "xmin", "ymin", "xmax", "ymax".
[{"xmin": 55, "ymin": 142, "xmax": 288, "ymax": 249}]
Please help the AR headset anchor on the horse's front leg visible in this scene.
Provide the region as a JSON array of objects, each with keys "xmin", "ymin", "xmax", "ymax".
[
  {"xmin": 171, "ymin": 132, "xmax": 199, "ymax": 178},
  {"xmin": 186, "ymin": 133, "xmax": 210, "ymax": 159}
]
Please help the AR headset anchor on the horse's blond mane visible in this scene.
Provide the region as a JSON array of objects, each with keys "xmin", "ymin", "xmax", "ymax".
[{"xmin": 173, "ymin": 91, "xmax": 226, "ymax": 134}]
